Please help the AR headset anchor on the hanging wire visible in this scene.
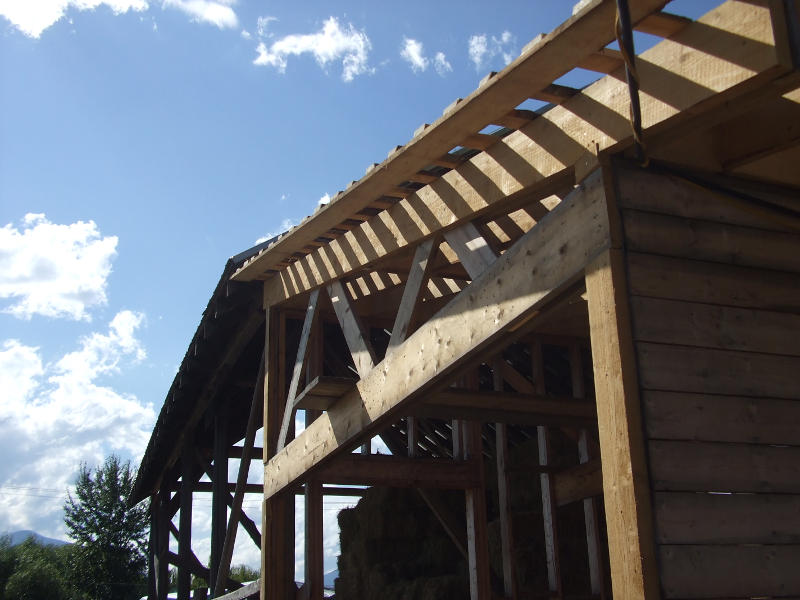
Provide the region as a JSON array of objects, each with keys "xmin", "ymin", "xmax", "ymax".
[{"xmin": 615, "ymin": 0, "xmax": 649, "ymax": 167}]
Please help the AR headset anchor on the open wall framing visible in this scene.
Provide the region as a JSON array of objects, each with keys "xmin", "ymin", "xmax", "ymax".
[{"xmin": 132, "ymin": 1, "xmax": 800, "ymax": 599}]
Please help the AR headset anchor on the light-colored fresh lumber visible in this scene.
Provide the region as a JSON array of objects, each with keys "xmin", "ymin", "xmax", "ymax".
[
  {"xmin": 327, "ymin": 280, "xmax": 377, "ymax": 378},
  {"xmin": 585, "ymin": 247, "xmax": 660, "ymax": 600},
  {"xmin": 262, "ymin": 169, "xmax": 611, "ymax": 499},
  {"xmin": 277, "ymin": 289, "xmax": 320, "ymax": 451},
  {"xmin": 254, "ymin": 0, "xmax": 788, "ymax": 301},
  {"xmin": 232, "ymin": 0, "xmax": 672, "ymax": 281},
  {"xmin": 293, "ymin": 375, "xmax": 356, "ymax": 411},
  {"xmin": 443, "ymin": 222, "xmax": 497, "ymax": 280},
  {"xmin": 387, "ymin": 239, "xmax": 436, "ymax": 353}
]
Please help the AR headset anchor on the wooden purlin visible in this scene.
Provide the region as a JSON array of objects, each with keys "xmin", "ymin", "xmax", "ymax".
[
  {"xmin": 262, "ymin": 0, "xmax": 791, "ymax": 306},
  {"xmin": 261, "ymin": 168, "xmax": 611, "ymax": 500},
  {"xmin": 232, "ymin": 0, "xmax": 671, "ymax": 282}
]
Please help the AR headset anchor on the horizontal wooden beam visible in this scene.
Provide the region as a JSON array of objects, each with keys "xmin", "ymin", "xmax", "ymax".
[
  {"xmin": 412, "ymin": 389, "xmax": 596, "ymax": 426},
  {"xmin": 260, "ymin": 0, "xmax": 787, "ymax": 304},
  {"xmin": 190, "ymin": 481, "xmax": 263, "ymax": 494},
  {"xmin": 262, "ymin": 169, "xmax": 611, "ymax": 500},
  {"xmin": 553, "ymin": 457, "xmax": 603, "ymax": 506},
  {"xmin": 317, "ymin": 454, "xmax": 481, "ymax": 489}
]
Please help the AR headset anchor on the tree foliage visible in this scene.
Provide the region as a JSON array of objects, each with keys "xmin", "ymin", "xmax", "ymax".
[
  {"xmin": 0, "ymin": 536, "xmax": 72, "ymax": 600},
  {"xmin": 64, "ymin": 455, "xmax": 148, "ymax": 600}
]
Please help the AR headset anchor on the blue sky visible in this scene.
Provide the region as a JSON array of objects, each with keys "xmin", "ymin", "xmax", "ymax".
[{"xmin": 0, "ymin": 0, "xmax": 719, "ymax": 576}]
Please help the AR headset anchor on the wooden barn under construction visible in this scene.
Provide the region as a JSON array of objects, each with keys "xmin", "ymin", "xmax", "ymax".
[{"xmin": 130, "ymin": 0, "xmax": 800, "ymax": 599}]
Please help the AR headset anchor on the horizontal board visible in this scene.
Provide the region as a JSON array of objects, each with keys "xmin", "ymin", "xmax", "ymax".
[
  {"xmin": 654, "ymin": 491, "xmax": 800, "ymax": 544},
  {"xmin": 626, "ymin": 252, "xmax": 800, "ymax": 312},
  {"xmin": 616, "ymin": 164, "xmax": 800, "ymax": 233},
  {"xmin": 659, "ymin": 544, "xmax": 800, "ymax": 598},
  {"xmin": 623, "ymin": 209, "xmax": 800, "ymax": 273},
  {"xmin": 643, "ymin": 390, "xmax": 800, "ymax": 445},
  {"xmin": 649, "ymin": 440, "xmax": 800, "ymax": 493},
  {"xmin": 631, "ymin": 296, "xmax": 800, "ymax": 356},
  {"xmin": 637, "ymin": 342, "xmax": 800, "ymax": 399}
]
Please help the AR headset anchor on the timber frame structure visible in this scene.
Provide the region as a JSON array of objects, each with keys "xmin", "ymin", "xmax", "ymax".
[{"xmin": 132, "ymin": 1, "xmax": 800, "ymax": 599}]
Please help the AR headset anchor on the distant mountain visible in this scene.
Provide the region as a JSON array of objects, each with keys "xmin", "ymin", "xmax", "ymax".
[
  {"xmin": 324, "ymin": 569, "xmax": 338, "ymax": 589},
  {"xmin": 7, "ymin": 530, "xmax": 69, "ymax": 547}
]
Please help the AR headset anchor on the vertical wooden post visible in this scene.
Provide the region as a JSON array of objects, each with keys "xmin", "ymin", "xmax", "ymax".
[
  {"xmin": 493, "ymin": 360, "xmax": 518, "ymax": 599},
  {"xmin": 532, "ymin": 338, "xmax": 562, "ymax": 597},
  {"xmin": 464, "ymin": 419, "xmax": 491, "ymax": 600},
  {"xmin": 154, "ymin": 488, "xmax": 169, "ymax": 600},
  {"xmin": 460, "ymin": 369, "xmax": 491, "ymax": 600},
  {"xmin": 304, "ymin": 477, "xmax": 324, "ymax": 600},
  {"xmin": 210, "ymin": 414, "xmax": 228, "ymax": 594},
  {"xmin": 571, "ymin": 342, "xmax": 607, "ymax": 598},
  {"xmin": 262, "ymin": 306, "xmax": 295, "ymax": 600},
  {"xmin": 178, "ymin": 439, "xmax": 194, "ymax": 600},
  {"xmin": 407, "ymin": 416, "xmax": 418, "ymax": 457},
  {"xmin": 148, "ymin": 496, "xmax": 158, "ymax": 600},
  {"xmin": 585, "ymin": 247, "xmax": 660, "ymax": 600}
]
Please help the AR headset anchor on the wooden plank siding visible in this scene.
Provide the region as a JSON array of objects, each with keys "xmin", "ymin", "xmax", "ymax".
[{"xmin": 614, "ymin": 164, "xmax": 800, "ymax": 599}]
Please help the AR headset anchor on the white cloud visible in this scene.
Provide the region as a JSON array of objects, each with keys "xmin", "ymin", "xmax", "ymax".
[
  {"xmin": 161, "ymin": 0, "xmax": 237, "ymax": 29},
  {"xmin": 433, "ymin": 51, "xmax": 452, "ymax": 76},
  {"xmin": 0, "ymin": 310, "xmax": 154, "ymax": 540},
  {"xmin": 468, "ymin": 30, "xmax": 516, "ymax": 71},
  {"xmin": 253, "ymin": 17, "xmax": 371, "ymax": 82},
  {"xmin": 400, "ymin": 37, "xmax": 428, "ymax": 73},
  {"xmin": 318, "ymin": 193, "xmax": 331, "ymax": 206},
  {"xmin": 256, "ymin": 14, "xmax": 276, "ymax": 38},
  {"xmin": 0, "ymin": 213, "xmax": 118, "ymax": 321},
  {"xmin": 0, "ymin": 0, "xmax": 148, "ymax": 37},
  {"xmin": 240, "ymin": 28, "xmax": 250, "ymax": 39},
  {"xmin": 0, "ymin": 0, "xmax": 238, "ymax": 37},
  {"xmin": 255, "ymin": 217, "xmax": 296, "ymax": 245}
]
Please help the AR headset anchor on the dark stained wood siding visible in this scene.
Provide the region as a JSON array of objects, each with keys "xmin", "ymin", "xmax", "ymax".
[{"xmin": 616, "ymin": 165, "xmax": 800, "ymax": 599}]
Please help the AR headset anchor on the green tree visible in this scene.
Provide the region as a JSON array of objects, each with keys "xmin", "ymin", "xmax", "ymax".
[
  {"xmin": 64, "ymin": 455, "xmax": 148, "ymax": 600},
  {"xmin": 0, "ymin": 537, "xmax": 73, "ymax": 600}
]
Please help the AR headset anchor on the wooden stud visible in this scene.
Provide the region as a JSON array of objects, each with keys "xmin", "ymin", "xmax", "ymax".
[
  {"xmin": 585, "ymin": 248, "xmax": 661, "ymax": 600},
  {"xmin": 571, "ymin": 341, "xmax": 606, "ymax": 598},
  {"xmin": 209, "ymin": 414, "xmax": 228, "ymax": 593},
  {"xmin": 493, "ymin": 361, "xmax": 518, "ymax": 599},
  {"xmin": 178, "ymin": 441, "xmax": 194, "ymax": 600},
  {"xmin": 532, "ymin": 338, "xmax": 562, "ymax": 597},
  {"xmin": 443, "ymin": 222, "xmax": 497, "ymax": 280},
  {"xmin": 388, "ymin": 238, "xmax": 436, "ymax": 353},
  {"xmin": 327, "ymin": 280, "xmax": 377, "ymax": 378},
  {"xmin": 277, "ymin": 289, "xmax": 320, "ymax": 450}
]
